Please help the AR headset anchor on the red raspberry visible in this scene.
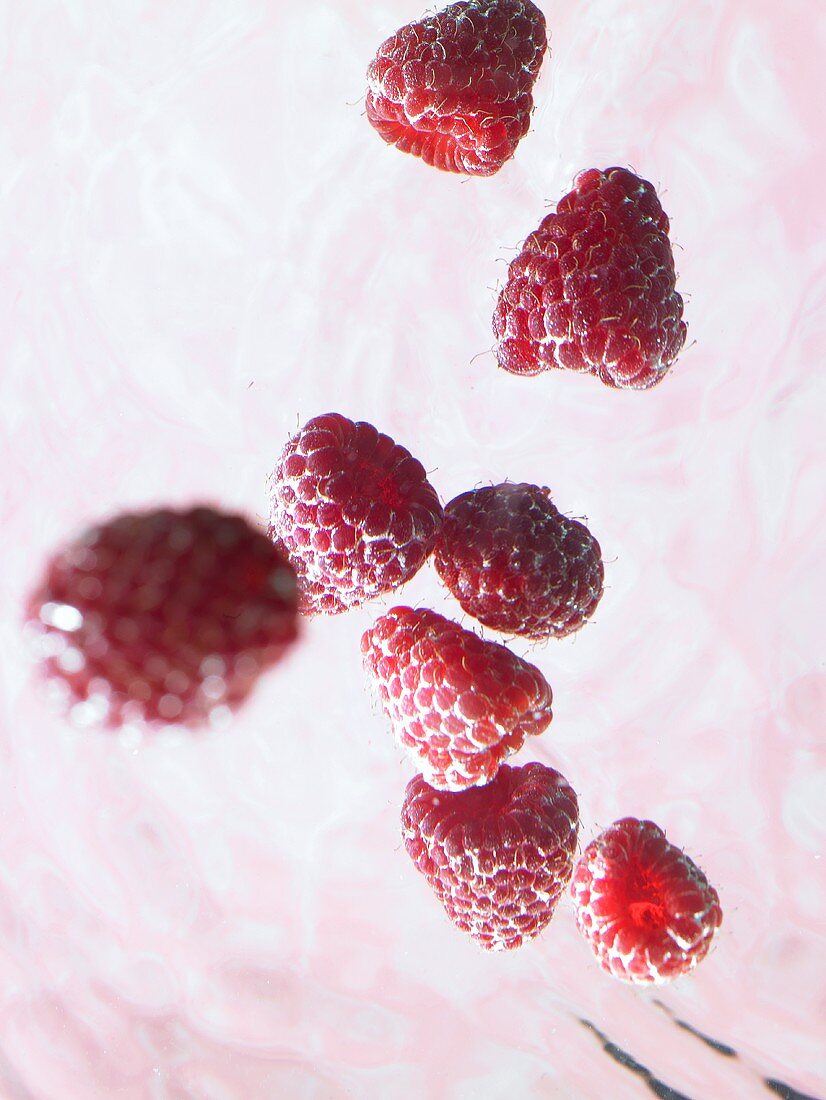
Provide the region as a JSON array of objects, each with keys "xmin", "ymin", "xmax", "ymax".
[
  {"xmin": 493, "ymin": 167, "xmax": 687, "ymax": 389},
  {"xmin": 366, "ymin": 0, "xmax": 547, "ymax": 177},
  {"xmin": 268, "ymin": 414, "xmax": 443, "ymax": 615},
  {"xmin": 361, "ymin": 606, "xmax": 552, "ymax": 791},
  {"xmin": 24, "ymin": 506, "xmax": 299, "ymax": 731},
  {"xmin": 433, "ymin": 482, "xmax": 604, "ymax": 639},
  {"xmin": 401, "ymin": 762, "xmax": 579, "ymax": 950},
  {"xmin": 570, "ymin": 817, "xmax": 723, "ymax": 984}
]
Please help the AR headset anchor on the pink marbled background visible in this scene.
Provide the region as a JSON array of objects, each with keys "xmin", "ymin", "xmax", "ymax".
[{"xmin": 1, "ymin": 1, "xmax": 824, "ymax": 1097}]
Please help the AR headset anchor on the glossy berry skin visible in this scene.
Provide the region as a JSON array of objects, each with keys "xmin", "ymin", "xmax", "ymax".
[
  {"xmin": 268, "ymin": 414, "xmax": 443, "ymax": 616},
  {"xmin": 571, "ymin": 817, "xmax": 723, "ymax": 984},
  {"xmin": 362, "ymin": 606, "xmax": 552, "ymax": 791},
  {"xmin": 433, "ymin": 482, "xmax": 604, "ymax": 639},
  {"xmin": 366, "ymin": 0, "xmax": 547, "ymax": 177},
  {"xmin": 402, "ymin": 763, "xmax": 579, "ymax": 950},
  {"xmin": 24, "ymin": 506, "xmax": 300, "ymax": 731},
  {"xmin": 493, "ymin": 167, "xmax": 687, "ymax": 389}
]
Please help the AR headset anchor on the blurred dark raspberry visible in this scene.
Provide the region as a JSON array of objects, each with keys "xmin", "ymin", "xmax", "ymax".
[
  {"xmin": 493, "ymin": 167, "xmax": 687, "ymax": 388},
  {"xmin": 24, "ymin": 506, "xmax": 299, "ymax": 731},
  {"xmin": 362, "ymin": 605, "xmax": 552, "ymax": 791},
  {"xmin": 571, "ymin": 817, "xmax": 723, "ymax": 984},
  {"xmin": 366, "ymin": 0, "xmax": 547, "ymax": 176},
  {"xmin": 434, "ymin": 482, "xmax": 604, "ymax": 639},
  {"xmin": 402, "ymin": 762, "xmax": 579, "ymax": 949},
  {"xmin": 268, "ymin": 413, "xmax": 443, "ymax": 615}
]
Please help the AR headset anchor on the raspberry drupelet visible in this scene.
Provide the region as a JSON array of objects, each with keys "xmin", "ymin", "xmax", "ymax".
[
  {"xmin": 366, "ymin": 0, "xmax": 547, "ymax": 176},
  {"xmin": 267, "ymin": 413, "xmax": 443, "ymax": 615},
  {"xmin": 493, "ymin": 167, "xmax": 687, "ymax": 389},
  {"xmin": 570, "ymin": 817, "xmax": 723, "ymax": 984},
  {"xmin": 24, "ymin": 506, "xmax": 300, "ymax": 731},
  {"xmin": 402, "ymin": 762, "xmax": 579, "ymax": 950},
  {"xmin": 433, "ymin": 481, "xmax": 604, "ymax": 639},
  {"xmin": 362, "ymin": 605, "xmax": 552, "ymax": 791}
]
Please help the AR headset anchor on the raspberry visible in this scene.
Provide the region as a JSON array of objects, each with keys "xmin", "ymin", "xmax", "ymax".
[
  {"xmin": 493, "ymin": 167, "xmax": 687, "ymax": 389},
  {"xmin": 24, "ymin": 506, "xmax": 299, "ymax": 731},
  {"xmin": 268, "ymin": 414, "xmax": 443, "ymax": 615},
  {"xmin": 401, "ymin": 763, "xmax": 578, "ymax": 950},
  {"xmin": 433, "ymin": 482, "xmax": 604, "ymax": 639},
  {"xmin": 361, "ymin": 606, "xmax": 552, "ymax": 791},
  {"xmin": 570, "ymin": 817, "xmax": 723, "ymax": 984},
  {"xmin": 366, "ymin": 0, "xmax": 547, "ymax": 177}
]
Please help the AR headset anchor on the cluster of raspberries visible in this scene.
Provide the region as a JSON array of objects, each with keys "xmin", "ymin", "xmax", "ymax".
[
  {"xmin": 23, "ymin": 0, "xmax": 720, "ymax": 987},
  {"xmin": 366, "ymin": 0, "xmax": 687, "ymax": 390}
]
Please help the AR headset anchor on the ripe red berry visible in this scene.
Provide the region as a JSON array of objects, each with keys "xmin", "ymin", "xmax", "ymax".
[
  {"xmin": 493, "ymin": 167, "xmax": 687, "ymax": 389},
  {"xmin": 24, "ymin": 506, "xmax": 300, "ymax": 731},
  {"xmin": 366, "ymin": 0, "xmax": 547, "ymax": 177},
  {"xmin": 267, "ymin": 414, "xmax": 443, "ymax": 615},
  {"xmin": 570, "ymin": 817, "xmax": 723, "ymax": 984},
  {"xmin": 362, "ymin": 605, "xmax": 552, "ymax": 791},
  {"xmin": 433, "ymin": 482, "xmax": 604, "ymax": 639},
  {"xmin": 402, "ymin": 762, "xmax": 579, "ymax": 950}
]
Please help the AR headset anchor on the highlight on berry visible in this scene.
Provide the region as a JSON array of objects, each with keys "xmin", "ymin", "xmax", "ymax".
[
  {"xmin": 362, "ymin": 605, "xmax": 553, "ymax": 791},
  {"xmin": 402, "ymin": 762, "xmax": 579, "ymax": 950},
  {"xmin": 434, "ymin": 481, "xmax": 604, "ymax": 639},
  {"xmin": 267, "ymin": 412, "xmax": 443, "ymax": 616},
  {"xmin": 493, "ymin": 166, "xmax": 687, "ymax": 389},
  {"xmin": 365, "ymin": 0, "xmax": 548, "ymax": 176},
  {"xmin": 23, "ymin": 505, "xmax": 300, "ymax": 733},
  {"xmin": 570, "ymin": 816, "xmax": 722, "ymax": 984}
]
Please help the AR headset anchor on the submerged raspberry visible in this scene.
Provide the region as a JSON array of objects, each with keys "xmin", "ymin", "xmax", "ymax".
[
  {"xmin": 267, "ymin": 413, "xmax": 443, "ymax": 615},
  {"xmin": 493, "ymin": 167, "xmax": 687, "ymax": 388},
  {"xmin": 434, "ymin": 482, "xmax": 604, "ymax": 638},
  {"xmin": 402, "ymin": 763, "xmax": 579, "ymax": 949},
  {"xmin": 362, "ymin": 605, "xmax": 552, "ymax": 791},
  {"xmin": 366, "ymin": 0, "xmax": 547, "ymax": 176},
  {"xmin": 571, "ymin": 817, "xmax": 723, "ymax": 984},
  {"xmin": 24, "ymin": 506, "xmax": 300, "ymax": 731}
]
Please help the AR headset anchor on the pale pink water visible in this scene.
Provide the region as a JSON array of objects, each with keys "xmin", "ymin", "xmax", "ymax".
[{"xmin": 1, "ymin": 1, "xmax": 824, "ymax": 1098}]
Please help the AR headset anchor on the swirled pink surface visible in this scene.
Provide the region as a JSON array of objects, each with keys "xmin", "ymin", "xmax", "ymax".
[{"xmin": 1, "ymin": 1, "xmax": 824, "ymax": 1097}]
